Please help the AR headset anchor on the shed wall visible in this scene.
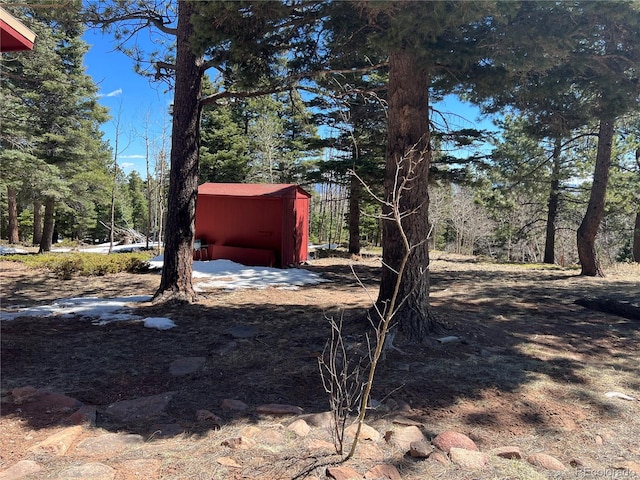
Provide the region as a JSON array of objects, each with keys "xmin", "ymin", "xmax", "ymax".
[{"xmin": 194, "ymin": 183, "xmax": 310, "ymax": 267}]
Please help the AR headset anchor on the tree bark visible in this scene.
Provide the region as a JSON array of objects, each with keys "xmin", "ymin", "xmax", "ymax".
[
  {"xmin": 33, "ymin": 200, "xmax": 43, "ymax": 246},
  {"xmin": 154, "ymin": 0, "xmax": 203, "ymax": 303},
  {"xmin": 543, "ymin": 137, "xmax": 562, "ymax": 264},
  {"xmin": 577, "ymin": 116, "xmax": 614, "ymax": 277},
  {"xmin": 38, "ymin": 197, "xmax": 55, "ymax": 253},
  {"xmin": 633, "ymin": 211, "xmax": 640, "ymax": 263},
  {"xmin": 7, "ymin": 186, "xmax": 19, "ymax": 244},
  {"xmin": 348, "ymin": 172, "xmax": 361, "ymax": 255},
  {"xmin": 376, "ymin": 49, "xmax": 435, "ymax": 341}
]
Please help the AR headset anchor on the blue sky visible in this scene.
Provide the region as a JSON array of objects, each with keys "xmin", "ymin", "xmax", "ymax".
[
  {"xmin": 83, "ymin": 29, "xmax": 172, "ymax": 175},
  {"xmin": 82, "ymin": 29, "xmax": 496, "ymax": 177}
]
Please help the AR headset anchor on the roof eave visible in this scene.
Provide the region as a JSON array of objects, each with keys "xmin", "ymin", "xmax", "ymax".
[{"xmin": 0, "ymin": 7, "xmax": 36, "ymax": 52}]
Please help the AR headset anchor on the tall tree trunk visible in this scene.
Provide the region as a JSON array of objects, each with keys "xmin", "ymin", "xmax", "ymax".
[
  {"xmin": 156, "ymin": 149, "xmax": 167, "ymax": 253},
  {"xmin": 543, "ymin": 137, "xmax": 562, "ymax": 264},
  {"xmin": 577, "ymin": 116, "xmax": 614, "ymax": 277},
  {"xmin": 154, "ymin": 0, "xmax": 203, "ymax": 303},
  {"xmin": 33, "ymin": 200, "xmax": 43, "ymax": 245},
  {"xmin": 6, "ymin": 186, "xmax": 19, "ymax": 244},
  {"xmin": 633, "ymin": 211, "xmax": 640, "ymax": 263},
  {"xmin": 38, "ymin": 197, "xmax": 55, "ymax": 253},
  {"xmin": 376, "ymin": 49, "xmax": 434, "ymax": 341},
  {"xmin": 317, "ymin": 184, "xmax": 326, "ymax": 241},
  {"xmin": 348, "ymin": 173, "xmax": 361, "ymax": 255},
  {"xmin": 109, "ymin": 169, "xmax": 117, "ymax": 253},
  {"xmin": 146, "ymin": 149, "xmax": 152, "ymax": 251}
]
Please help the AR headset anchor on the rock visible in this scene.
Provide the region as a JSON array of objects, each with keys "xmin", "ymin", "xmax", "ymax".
[
  {"xmin": 430, "ymin": 451, "xmax": 450, "ymax": 466},
  {"xmin": 196, "ymin": 409, "xmax": 223, "ymax": 425},
  {"xmin": 10, "ymin": 387, "xmax": 83, "ymax": 413},
  {"xmin": 612, "ymin": 461, "xmax": 640, "ymax": 475},
  {"xmin": 64, "ymin": 405, "xmax": 97, "ymax": 426},
  {"xmin": 385, "ymin": 398, "xmax": 399, "ymax": 410},
  {"xmin": 432, "ymin": 430, "xmax": 478, "ymax": 453},
  {"xmin": 214, "ymin": 341, "xmax": 238, "ymax": 355},
  {"xmin": 235, "ymin": 425, "xmax": 286, "ymax": 447},
  {"xmin": 391, "ymin": 415, "xmax": 422, "ymax": 427},
  {"xmin": 490, "ymin": 446, "xmax": 522, "ymax": 459},
  {"xmin": 600, "ymin": 431, "xmax": 614, "ymax": 442},
  {"xmin": 221, "ymin": 437, "xmax": 256, "ymax": 449},
  {"xmin": 344, "ymin": 423, "xmax": 381, "ymax": 441},
  {"xmin": 217, "ymin": 457, "xmax": 242, "ymax": 468},
  {"xmin": 384, "ymin": 425, "xmax": 425, "ymax": 451},
  {"xmin": 527, "ymin": 453, "xmax": 566, "ymax": 471},
  {"xmin": 220, "ymin": 398, "xmax": 249, "ymax": 411},
  {"xmin": 354, "ymin": 443, "xmax": 385, "ymax": 462},
  {"xmin": 300, "ymin": 411, "xmax": 333, "ymax": 428},
  {"xmin": 239, "ymin": 425, "xmax": 262, "ymax": 438},
  {"xmin": 254, "ymin": 428, "xmax": 286, "ymax": 445},
  {"xmin": 54, "ymin": 462, "xmax": 115, "ymax": 480},
  {"xmin": 34, "ymin": 391, "xmax": 83, "ymax": 412},
  {"xmin": 570, "ymin": 457, "xmax": 604, "ymax": 470},
  {"xmin": 9, "ymin": 386, "xmax": 39, "ymax": 403},
  {"xmin": 104, "ymin": 391, "xmax": 176, "ymax": 423},
  {"xmin": 29, "ymin": 425, "xmax": 84, "ymax": 456},
  {"xmin": 169, "ymin": 357, "xmax": 206, "ymax": 376},
  {"xmin": 149, "ymin": 423, "xmax": 184, "ymax": 438},
  {"xmin": 288, "ymin": 419, "xmax": 311, "ymax": 437},
  {"xmin": 226, "ymin": 325, "xmax": 257, "ymax": 338},
  {"xmin": 307, "ymin": 439, "xmax": 335, "ymax": 450},
  {"xmin": 395, "ymin": 399, "xmax": 412, "ymax": 412},
  {"xmin": 409, "ymin": 440, "xmax": 433, "ymax": 458},
  {"xmin": 256, "ymin": 403, "xmax": 304, "ymax": 415},
  {"xmin": 326, "ymin": 466, "xmax": 361, "ymax": 480},
  {"xmin": 75, "ymin": 433, "xmax": 144, "ymax": 456},
  {"xmin": 117, "ymin": 459, "xmax": 162, "ymax": 480},
  {"xmin": 364, "ymin": 464, "xmax": 401, "ymax": 480},
  {"xmin": 449, "ymin": 447, "xmax": 490, "ymax": 470},
  {"xmin": 0, "ymin": 460, "xmax": 42, "ymax": 480}
]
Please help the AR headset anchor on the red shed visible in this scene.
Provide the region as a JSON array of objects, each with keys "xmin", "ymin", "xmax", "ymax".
[{"xmin": 194, "ymin": 183, "xmax": 311, "ymax": 268}]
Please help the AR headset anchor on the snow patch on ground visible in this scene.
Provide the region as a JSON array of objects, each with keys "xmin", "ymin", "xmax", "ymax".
[
  {"xmin": 1, "ymin": 251, "xmax": 328, "ymax": 329},
  {"xmin": 144, "ymin": 317, "xmax": 176, "ymax": 330}
]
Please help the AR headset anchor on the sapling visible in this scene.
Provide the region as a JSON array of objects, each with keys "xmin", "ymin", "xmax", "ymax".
[{"xmin": 318, "ymin": 149, "xmax": 430, "ymax": 460}]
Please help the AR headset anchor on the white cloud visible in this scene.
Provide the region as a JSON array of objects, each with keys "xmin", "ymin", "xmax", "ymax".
[
  {"xmin": 103, "ymin": 88, "xmax": 123, "ymax": 97},
  {"xmin": 119, "ymin": 154, "xmax": 146, "ymax": 159},
  {"xmin": 120, "ymin": 162, "xmax": 135, "ymax": 170}
]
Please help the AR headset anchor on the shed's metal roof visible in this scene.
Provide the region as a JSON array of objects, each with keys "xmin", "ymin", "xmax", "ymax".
[{"xmin": 198, "ymin": 183, "xmax": 311, "ymax": 198}]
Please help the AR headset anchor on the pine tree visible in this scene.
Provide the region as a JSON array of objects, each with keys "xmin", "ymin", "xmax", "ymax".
[
  {"xmin": 309, "ymin": 67, "xmax": 388, "ymax": 254},
  {"xmin": 604, "ymin": 118, "xmax": 640, "ymax": 263},
  {"xmin": 569, "ymin": 2, "xmax": 640, "ymax": 276},
  {"xmin": 466, "ymin": 1, "xmax": 640, "ymax": 275},
  {"xmin": 200, "ymin": 104, "xmax": 251, "ymax": 184},
  {"xmin": 328, "ymin": 2, "xmax": 501, "ymax": 339},
  {"xmin": 1, "ymin": 4, "xmax": 109, "ymax": 249},
  {"xmin": 127, "ymin": 171, "xmax": 148, "ymax": 235}
]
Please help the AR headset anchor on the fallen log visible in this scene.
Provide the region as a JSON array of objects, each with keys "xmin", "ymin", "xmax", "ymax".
[{"xmin": 574, "ymin": 297, "xmax": 640, "ymax": 321}]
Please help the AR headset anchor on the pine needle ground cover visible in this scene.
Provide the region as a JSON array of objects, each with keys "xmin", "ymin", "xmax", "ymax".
[{"xmin": 1, "ymin": 255, "xmax": 638, "ymax": 479}]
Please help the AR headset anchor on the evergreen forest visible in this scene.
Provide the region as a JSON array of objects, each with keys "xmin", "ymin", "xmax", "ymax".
[{"xmin": 1, "ymin": 0, "xmax": 639, "ymax": 272}]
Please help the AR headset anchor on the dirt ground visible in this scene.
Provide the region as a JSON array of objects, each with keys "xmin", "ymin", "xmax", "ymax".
[{"xmin": 1, "ymin": 253, "xmax": 639, "ymax": 479}]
